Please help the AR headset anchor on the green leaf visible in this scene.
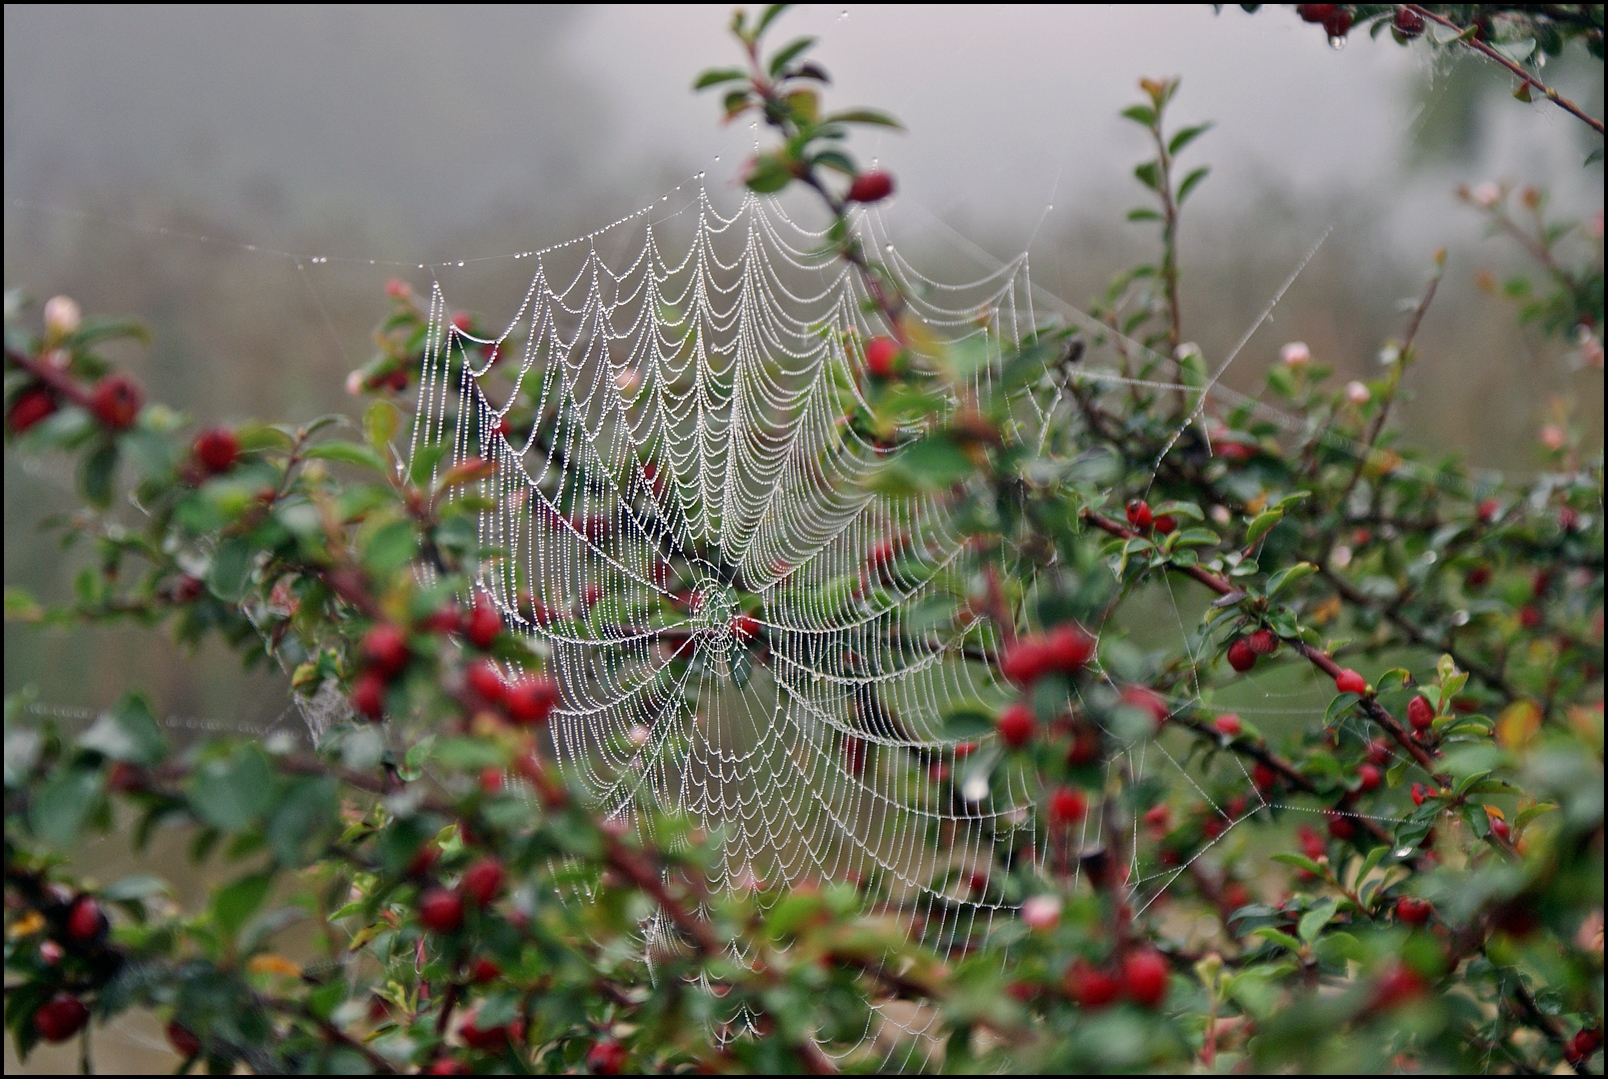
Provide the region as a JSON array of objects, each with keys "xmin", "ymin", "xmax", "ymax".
[
  {"xmin": 1266, "ymin": 561, "xmax": 1317, "ymax": 597},
  {"xmin": 304, "ymin": 441, "xmax": 388, "ymax": 474},
  {"xmin": 212, "ymin": 870, "xmax": 274, "ymax": 939},
  {"xmin": 1176, "ymin": 166, "xmax": 1211, "ymax": 204},
  {"xmin": 1121, "ymin": 104, "xmax": 1157, "ymax": 126},
  {"xmin": 80, "ymin": 440, "xmax": 119, "ymax": 508},
  {"xmin": 1245, "ymin": 509, "xmax": 1284, "ymax": 545},
  {"xmin": 744, "ymin": 153, "xmax": 794, "ymax": 194},
  {"xmin": 941, "ymin": 705, "xmax": 996, "ymax": 741},
  {"xmin": 1251, "ymin": 927, "xmax": 1302, "ymax": 952},
  {"xmin": 207, "ymin": 537, "xmax": 255, "ymax": 601},
  {"xmin": 1298, "ymin": 897, "xmax": 1337, "ymax": 942},
  {"xmin": 1270, "ymin": 852, "xmax": 1324, "ymax": 876},
  {"xmin": 767, "ymin": 35, "xmax": 816, "ymax": 76},
  {"xmin": 693, "ymin": 67, "xmax": 749, "ymax": 90},
  {"xmin": 1133, "ymin": 161, "xmax": 1162, "ymax": 190},
  {"xmin": 433, "ymin": 737, "xmax": 507, "ymax": 771},
  {"xmin": 363, "ymin": 400, "xmax": 400, "ymax": 453},
  {"xmin": 754, "ymin": 3, "xmax": 790, "ymax": 36},
  {"xmin": 267, "ymin": 776, "xmax": 338, "ymax": 866},
  {"xmin": 1126, "ymin": 207, "xmax": 1163, "ymax": 222},
  {"xmin": 888, "ymin": 436, "xmax": 975, "ymax": 488},
  {"xmin": 1167, "ymin": 123, "xmax": 1213, "ymax": 156},
  {"xmin": 823, "ymin": 109, "xmax": 904, "ymax": 129},
  {"xmin": 363, "ymin": 520, "xmax": 418, "ymax": 578},
  {"xmin": 78, "ymin": 692, "xmax": 168, "ymax": 767},
  {"xmin": 188, "ymin": 747, "xmax": 276, "ymax": 832},
  {"xmin": 29, "ymin": 766, "xmax": 103, "ymax": 848}
]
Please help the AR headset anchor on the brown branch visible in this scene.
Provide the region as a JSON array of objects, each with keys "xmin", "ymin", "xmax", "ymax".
[{"xmin": 1404, "ymin": 5, "xmax": 1604, "ymax": 135}]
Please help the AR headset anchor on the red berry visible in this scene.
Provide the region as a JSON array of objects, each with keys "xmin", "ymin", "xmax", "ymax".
[
  {"xmin": 1044, "ymin": 624, "xmax": 1094, "ymax": 674},
  {"xmin": 1396, "ymin": 897, "xmax": 1433, "ymax": 926},
  {"xmin": 1227, "ymin": 638, "xmax": 1257, "ymax": 673},
  {"xmin": 407, "ymin": 843, "xmax": 440, "ymax": 880},
  {"xmin": 1122, "ymin": 949, "xmax": 1170, "ymax": 1009},
  {"xmin": 731, "ymin": 613, "xmax": 761, "ymax": 640},
  {"xmin": 460, "ymin": 858, "xmax": 505, "ymax": 908},
  {"xmin": 864, "ymin": 336, "xmax": 902, "ymax": 379},
  {"xmin": 418, "ymin": 887, "xmax": 464, "ymax": 934},
  {"xmin": 1298, "ymin": 825, "xmax": 1326, "ymax": 861},
  {"xmin": 350, "ymin": 671, "xmax": 387, "ymax": 721},
  {"xmin": 1371, "ymin": 965, "xmax": 1426, "ymax": 1011},
  {"xmin": 425, "ymin": 1060, "xmax": 471, "ymax": 1075},
  {"xmin": 7, "ymin": 386, "xmax": 57, "ymax": 435},
  {"xmin": 1298, "ymin": 3, "xmax": 1337, "ymax": 22},
  {"xmin": 465, "ymin": 597, "xmax": 502, "ymax": 649},
  {"xmin": 586, "ymin": 1039, "xmax": 629, "ymax": 1075},
  {"xmin": 1125, "ymin": 499, "xmax": 1153, "ymax": 530},
  {"xmin": 846, "ymin": 171, "xmax": 894, "ymax": 204},
  {"xmin": 1066, "ymin": 725, "xmax": 1101, "ymax": 767},
  {"xmin": 1334, "ymin": 668, "xmax": 1368, "ymax": 695},
  {"xmin": 1410, "ymin": 783, "xmax": 1431, "ymax": 807},
  {"xmin": 1213, "ymin": 713, "xmax": 1242, "ymax": 738},
  {"xmin": 1252, "ymin": 762, "xmax": 1278, "ymax": 790},
  {"xmin": 1152, "ymin": 514, "xmax": 1177, "ymax": 535},
  {"xmin": 1328, "ymin": 814, "xmax": 1357, "ymax": 841},
  {"xmin": 1119, "ymin": 685, "xmax": 1170, "ymax": 729},
  {"xmin": 504, "ymin": 675, "xmax": 558, "ymax": 725},
  {"xmin": 1476, "ymin": 498, "xmax": 1501, "ymax": 524},
  {"xmin": 1357, "ymin": 763, "xmax": 1382, "ymax": 792},
  {"xmin": 362, "ymin": 623, "xmax": 411, "ymax": 680},
  {"xmin": 451, "ymin": 311, "xmax": 474, "ymax": 333},
  {"xmin": 1065, "ymin": 961, "xmax": 1122, "ymax": 1009},
  {"xmin": 1000, "ymin": 636, "xmax": 1051, "ymax": 686},
  {"xmin": 479, "ymin": 766, "xmax": 503, "ymax": 794},
  {"xmin": 1323, "ymin": 9, "xmax": 1353, "ymax": 37},
  {"xmin": 193, "ymin": 427, "xmax": 240, "ymax": 474},
  {"xmin": 34, "ymin": 993, "xmax": 90, "ymax": 1043},
  {"xmin": 459, "ymin": 1013, "xmax": 523, "ymax": 1051},
  {"xmin": 1519, "ymin": 605, "xmax": 1542, "ymax": 630},
  {"xmin": 1143, "ymin": 803, "xmax": 1171, "ymax": 833},
  {"xmin": 471, "ymin": 957, "xmax": 502, "ymax": 984},
  {"xmin": 66, "ymin": 896, "xmax": 107, "ymax": 943},
  {"xmin": 167, "ymin": 1020, "xmax": 202, "ymax": 1058},
  {"xmin": 997, "ymin": 703, "xmax": 1036, "ymax": 749},
  {"xmin": 1048, "ymin": 787, "xmax": 1087, "ymax": 826},
  {"xmin": 89, "ymin": 374, "xmax": 144, "ymax": 430},
  {"xmin": 39, "ymin": 939, "xmax": 64, "ymax": 965},
  {"xmin": 423, "ymin": 602, "xmax": 463, "ymax": 634},
  {"xmin": 1366, "ymin": 739, "xmax": 1393, "ymax": 766},
  {"xmin": 1490, "ymin": 818, "xmax": 1511, "ymax": 842},
  {"xmin": 467, "ymin": 659, "xmax": 507, "ymax": 705},
  {"xmin": 1393, "ymin": 7, "xmax": 1424, "ymax": 36},
  {"xmin": 1407, "ymin": 695, "xmax": 1434, "ymax": 731},
  {"xmin": 1247, "ymin": 629, "xmax": 1277, "ymax": 655}
]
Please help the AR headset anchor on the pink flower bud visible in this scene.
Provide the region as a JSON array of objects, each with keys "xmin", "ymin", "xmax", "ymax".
[
  {"xmin": 1344, "ymin": 381, "xmax": 1370, "ymax": 405},
  {"xmin": 43, "ymin": 296, "xmax": 81, "ymax": 340},
  {"xmin": 1020, "ymin": 894, "xmax": 1062, "ymax": 930},
  {"xmin": 1470, "ymin": 182, "xmax": 1502, "ymax": 209},
  {"xmin": 1540, "ymin": 424, "xmax": 1566, "ymax": 451},
  {"xmin": 1279, "ymin": 341, "xmax": 1311, "ymax": 367}
]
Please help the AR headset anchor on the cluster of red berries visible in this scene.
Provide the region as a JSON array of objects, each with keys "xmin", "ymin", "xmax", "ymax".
[
  {"xmin": 418, "ymin": 856, "xmax": 507, "ymax": 936},
  {"xmin": 1225, "ymin": 628, "xmax": 1277, "ymax": 673},
  {"xmin": 995, "ymin": 623, "xmax": 1096, "ymax": 749},
  {"xmin": 1124, "ymin": 499, "xmax": 1177, "ymax": 535},
  {"xmin": 191, "ymin": 427, "xmax": 241, "ymax": 475},
  {"xmin": 8, "ymin": 373, "xmax": 146, "ymax": 438},
  {"xmin": 1065, "ymin": 949, "xmax": 1170, "ymax": 1010},
  {"xmin": 30, "ymin": 893, "xmax": 111, "ymax": 1043},
  {"xmin": 351, "ymin": 621, "xmax": 413, "ymax": 721}
]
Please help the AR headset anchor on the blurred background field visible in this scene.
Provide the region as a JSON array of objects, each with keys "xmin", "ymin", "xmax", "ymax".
[{"xmin": 4, "ymin": 6, "xmax": 1602, "ymax": 1071}]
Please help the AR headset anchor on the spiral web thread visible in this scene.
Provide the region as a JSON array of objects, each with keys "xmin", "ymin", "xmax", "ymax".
[{"xmin": 404, "ymin": 181, "xmax": 1433, "ymax": 1067}]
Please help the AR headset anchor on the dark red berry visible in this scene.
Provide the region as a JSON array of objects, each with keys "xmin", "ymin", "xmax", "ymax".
[
  {"xmin": 418, "ymin": 888, "xmax": 464, "ymax": 934},
  {"xmin": 1323, "ymin": 9, "xmax": 1353, "ymax": 37},
  {"xmin": 466, "ymin": 659, "xmax": 507, "ymax": 705},
  {"xmin": 587, "ymin": 1039, "xmax": 629, "ymax": 1075},
  {"xmin": 459, "ymin": 1013, "xmax": 523, "ymax": 1051},
  {"xmin": 351, "ymin": 672, "xmax": 387, "ymax": 721},
  {"xmin": 1152, "ymin": 514, "xmax": 1177, "ymax": 535},
  {"xmin": 1247, "ymin": 629, "xmax": 1277, "ymax": 655},
  {"xmin": 1214, "ymin": 713, "xmax": 1242, "ymax": 738},
  {"xmin": 1410, "ymin": 782, "xmax": 1431, "ymax": 807},
  {"xmin": 1396, "ymin": 897, "xmax": 1433, "ymax": 926},
  {"xmin": 1252, "ymin": 763, "xmax": 1278, "ymax": 789},
  {"xmin": 167, "ymin": 1020, "xmax": 202, "ymax": 1058},
  {"xmin": 1122, "ymin": 949, "xmax": 1169, "ymax": 1008},
  {"xmin": 362, "ymin": 623, "xmax": 411, "ymax": 680},
  {"xmin": 1066, "ymin": 725, "xmax": 1101, "ymax": 767},
  {"xmin": 1476, "ymin": 498, "xmax": 1501, "ymax": 524},
  {"xmin": 34, "ymin": 994, "xmax": 90, "ymax": 1043},
  {"xmin": 425, "ymin": 1059, "xmax": 471, "ymax": 1075},
  {"xmin": 1125, "ymin": 500, "xmax": 1153, "ymax": 530},
  {"xmin": 465, "ymin": 597, "xmax": 502, "ymax": 649},
  {"xmin": 407, "ymin": 842, "xmax": 440, "ymax": 880},
  {"xmin": 1119, "ymin": 685, "xmax": 1170, "ymax": 729},
  {"xmin": 1048, "ymin": 787, "xmax": 1087, "ymax": 825},
  {"xmin": 460, "ymin": 858, "xmax": 505, "ymax": 908},
  {"xmin": 1298, "ymin": 3, "xmax": 1338, "ymax": 23},
  {"xmin": 1298, "ymin": 825, "xmax": 1326, "ymax": 861},
  {"xmin": 1366, "ymin": 738, "xmax": 1393, "ymax": 766},
  {"xmin": 997, "ymin": 703, "xmax": 1036, "ymax": 749},
  {"xmin": 1227, "ymin": 638, "xmax": 1257, "ymax": 672},
  {"xmin": 1393, "ymin": 7, "xmax": 1424, "ymax": 36},
  {"xmin": 846, "ymin": 171, "xmax": 894, "ymax": 204},
  {"xmin": 1490, "ymin": 817, "xmax": 1511, "ymax": 842},
  {"xmin": 1328, "ymin": 814, "xmax": 1358, "ymax": 841},
  {"xmin": 504, "ymin": 675, "xmax": 558, "ymax": 725},
  {"xmin": 1519, "ymin": 605, "xmax": 1542, "ymax": 630},
  {"xmin": 1000, "ymin": 636, "xmax": 1052, "ymax": 686},
  {"xmin": 471, "ymin": 957, "xmax": 501, "ymax": 984},
  {"xmin": 1371, "ymin": 965, "xmax": 1426, "ymax": 1010},
  {"xmin": 864, "ymin": 336, "xmax": 902, "ymax": 379},
  {"xmin": 1357, "ymin": 764, "xmax": 1382, "ymax": 792},
  {"xmin": 193, "ymin": 427, "xmax": 240, "ymax": 474},
  {"xmin": 7, "ymin": 386, "xmax": 57, "ymax": 435},
  {"xmin": 1044, "ymin": 624, "xmax": 1094, "ymax": 673},
  {"xmin": 1066, "ymin": 961, "xmax": 1122, "ymax": 1009},
  {"xmin": 66, "ymin": 896, "xmax": 107, "ymax": 943},
  {"xmin": 1407, "ymin": 695, "xmax": 1434, "ymax": 731},
  {"xmin": 89, "ymin": 374, "xmax": 144, "ymax": 430}
]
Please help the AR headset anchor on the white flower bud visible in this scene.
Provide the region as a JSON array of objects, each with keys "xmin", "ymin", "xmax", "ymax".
[
  {"xmin": 1471, "ymin": 182, "xmax": 1501, "ymax": 209},
  {"xmin": 1344, "ymin": 381, "xmax": 1370, "ymax": 405},
  {"xmin": 1020, "ymin": 894, "xmax": 1062, "ymax": 930},
  {"xmin": 43, "ymin": 296, "xmax": 81, "ymax": 340},
  {"xmin": 1279, "ymin": 341, "xmax": 1311, "ymax": 367}
]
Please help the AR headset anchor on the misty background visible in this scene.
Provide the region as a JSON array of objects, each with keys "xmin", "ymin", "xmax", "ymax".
[{"xmin": 2, "ymin": 6, "xmax": 1602, "ymax": 1068}]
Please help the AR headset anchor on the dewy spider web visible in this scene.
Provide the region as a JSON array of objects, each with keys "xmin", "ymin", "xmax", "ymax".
[{"xmin": 402, "ymin": 179, "xmax": 1439, "ymax": 1066}]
